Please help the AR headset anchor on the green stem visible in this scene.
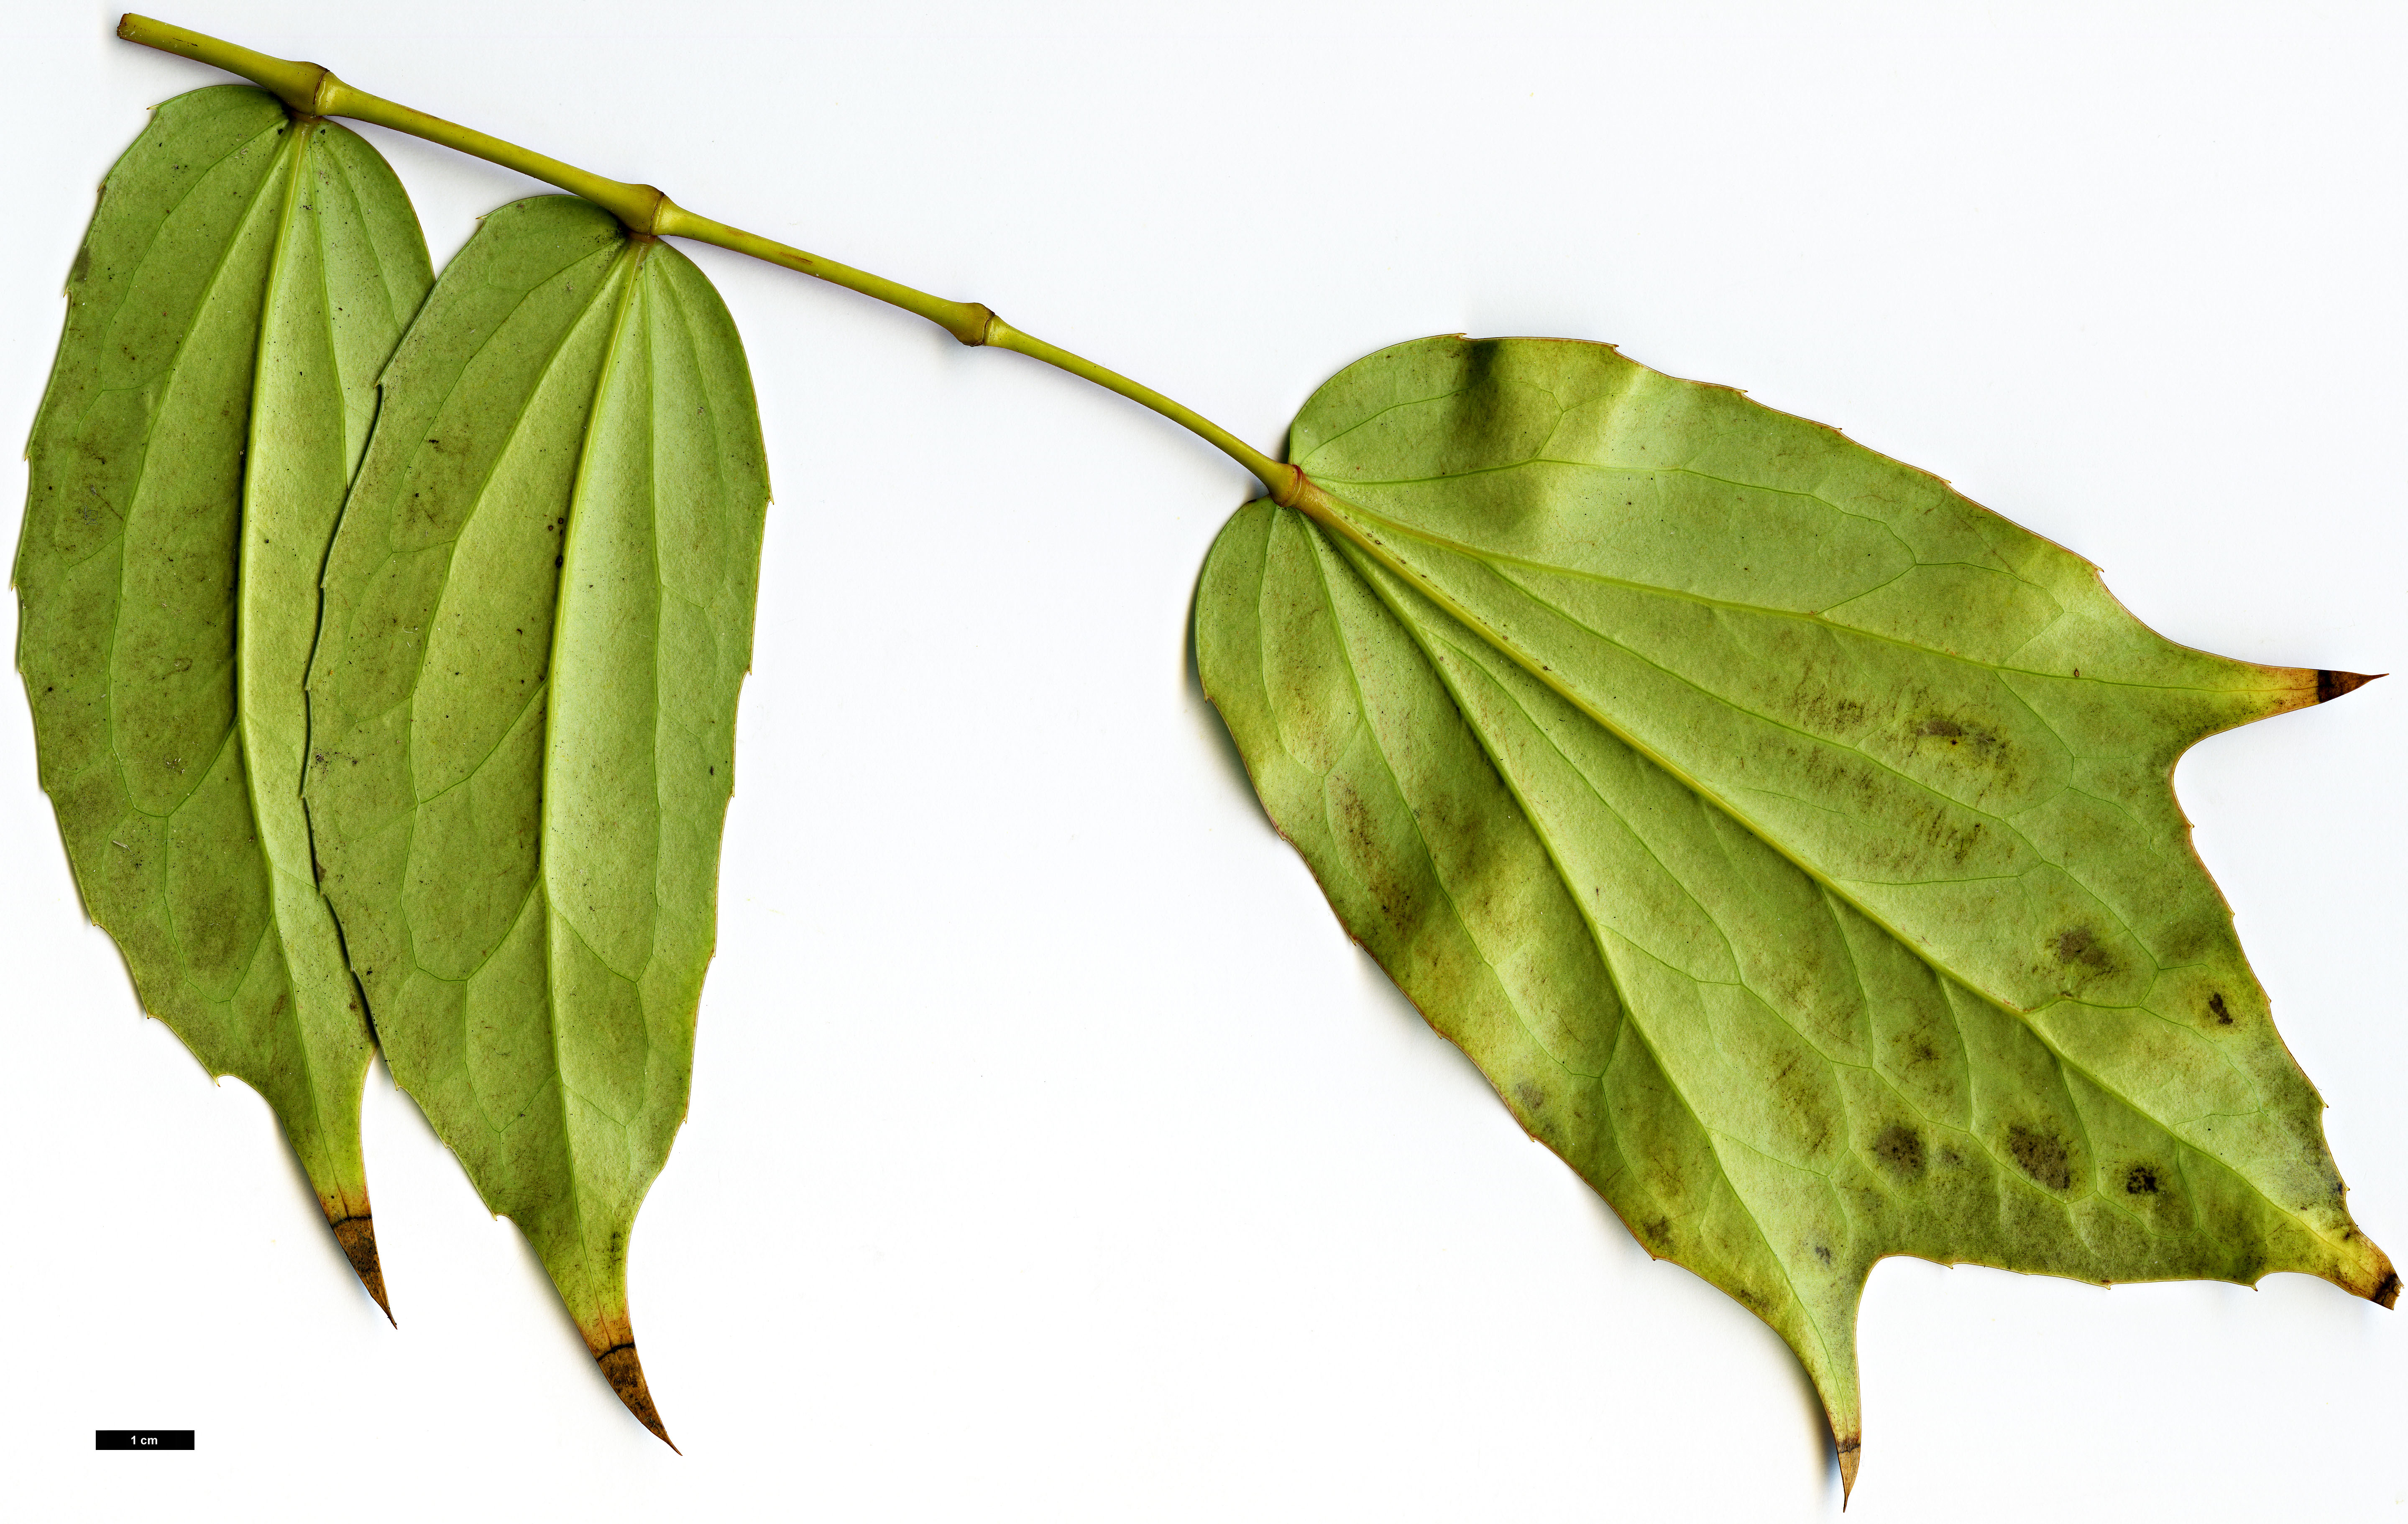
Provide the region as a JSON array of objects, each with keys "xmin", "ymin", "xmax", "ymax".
[{"xmin": 115, "ymin": 12, "xmax": 1304, "ymax": 504}]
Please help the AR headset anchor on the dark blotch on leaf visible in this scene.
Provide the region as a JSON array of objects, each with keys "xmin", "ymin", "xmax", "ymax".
[
  {"xmin": 2209, "ymin": 991, "xmax": 2233, "ymax": 1026},
  {"xmin": 1871, "ymin": 1124, "xmax": 1926, "ymax": 1181},
  {"xmin": 2049, "ymin": 926, "xmax": 2118, "ymax": 986},
  {"xmin": 2007, "ymin": 1126, "xmax": 2073, "ymax": 1191},
  {"xmin": 2125, "ymin": 1165, "xmax": 2160, "ymax": 1196}
]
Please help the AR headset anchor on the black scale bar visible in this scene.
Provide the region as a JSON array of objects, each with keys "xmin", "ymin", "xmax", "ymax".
[{"xmin": 96, "ymin": 1430, "xmax": 194, "ymax": 1450}]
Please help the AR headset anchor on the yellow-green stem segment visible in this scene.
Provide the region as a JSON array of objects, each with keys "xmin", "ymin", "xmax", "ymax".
[{"xmin": 115, "ymin": 13, "xmax": 1296, "ymax": 498}]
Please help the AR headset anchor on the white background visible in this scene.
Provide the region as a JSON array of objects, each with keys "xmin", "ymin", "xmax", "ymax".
[{"xmin": 3, "ymin": 2, "xmax": 2403, "ymax": 1519}]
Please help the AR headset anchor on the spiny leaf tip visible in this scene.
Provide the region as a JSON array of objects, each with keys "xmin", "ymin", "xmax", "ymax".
[
  {"xmin": 2316, "ymin": 669, "xmax": 2381, "ymax": 703},
  {"xmin": 327, "ymin": 1212, "xmax": 394, "ymax": 1326},
  {"xmin": 598, "ymin": 1343, "xmax": 677, "ymax": 1452}
]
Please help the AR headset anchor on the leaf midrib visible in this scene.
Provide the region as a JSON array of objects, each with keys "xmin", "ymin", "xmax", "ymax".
[
  {"xmin": 232, "ymin": 117, "xmax": 344, "ymax": 1175},
  {"xmin": 1333, "ymin": 486, "xmax": 2288, "ymax": 702},
  {"xmin": 532, "ymin": 232, "xmax": 652, "ymax": 1297}
]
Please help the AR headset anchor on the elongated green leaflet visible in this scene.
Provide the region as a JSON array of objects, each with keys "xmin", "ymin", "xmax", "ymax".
[
  {"xmin": 1195, "ymin": 335, "xmax": 2394, "ymax": 1494},
  {"xmin": 15, "ymin": 84, "xmax": 432, "ymax": 1316},
  {"xmin": 305, "ymin": 196, "xmax": 769, "ymax": 1445}
]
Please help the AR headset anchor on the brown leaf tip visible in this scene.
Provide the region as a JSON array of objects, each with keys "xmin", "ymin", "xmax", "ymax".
[
  {"xmin": 1836, "ymin": 1434, "xmax": 1861, "ymax": 1505},
  {"xmin": 327, "ymin": 1213, "xmax": 394, "ymax": 1326},
  {"xmin": 2316, "ymin": 669, "xmax": 2382, "ymax": 703},
  {"xmin": 2373, "ymin": 1268, "xmax": 2400, "ymax": 1310},
  {"xmin": 598, "ymin": 1343, "xmax": 678, "ymax": 1452}
]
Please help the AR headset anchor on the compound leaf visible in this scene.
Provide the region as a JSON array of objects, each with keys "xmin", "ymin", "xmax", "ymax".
[
  {"xmin": 15, "ymin": 83, "xmax": 432, "ymax": 1315},
  {"xmin": 1194, "ymin": 334, "xmax": 2394, "ymax": 1492},
  {"xmin": 304, "ymin": 196, "xmax": 769, "ymax": 1445}
]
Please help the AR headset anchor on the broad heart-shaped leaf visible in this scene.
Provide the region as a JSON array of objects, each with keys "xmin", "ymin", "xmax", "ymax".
[
  {"xmin": 1194, "ymin": 334, "xmax": 2394, "ymax": 1491},
  {"xmin": 15, "ymin": 84, "xmax": 432, "ymax": 1316},
  {"xmin": 304, "ymin": 196, "xmax": 769, "ymax": 1446}
]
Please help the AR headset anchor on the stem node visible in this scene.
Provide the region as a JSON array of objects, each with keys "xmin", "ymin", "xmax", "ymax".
[{"xmin": 626, "ymin": 185, "xmax": 671, "ymax": 236}]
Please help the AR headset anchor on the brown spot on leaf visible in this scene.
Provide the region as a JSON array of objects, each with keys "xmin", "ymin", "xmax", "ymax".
[
  {"xmin": 2125, "ymin": 1165, "xmax": 2160, "ymax": 1196},
  {"xmin": 1513, "ymin": 1079, "xmax": 1547, "ymax": 1112},
  {"xmin": 2007, "ymin": 1126, "xmax": 2073, "ymax": 1191},
  {"xmin": 1871, "ymin": 1124, "xmax": 1927, "ymax": 1181},
  {"xmin": 2050, "ymin": 926, "xmax": 2116, "ymax": 981},
  {"xmin": 2209, "ymin": 991, "xmax": 2233, "ymax": 1026},
  {"xmin": 1912, "ymin": 714, "xmax": 2007, "ymax": 762},
  {"xmin": 1330, "ymin": 775, "xmax": 1421, "ymax": 930},
  {"xmin": 1793, "ymin": 685, "xmax": 1869, "ymax": 736}
]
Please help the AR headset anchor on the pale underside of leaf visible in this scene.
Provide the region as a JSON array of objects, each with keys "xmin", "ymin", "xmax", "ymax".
[
  {"xmin": 14, "ymin": 84, "xmax": 432, "ymax": 1316},
  {"xmin": 1195, "ymin": 335, "xmax": 2391, "ymax": 1490},
  {"xmin": 305, "ymin": 197, "xmax": 770, "ymax": 1445}
]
